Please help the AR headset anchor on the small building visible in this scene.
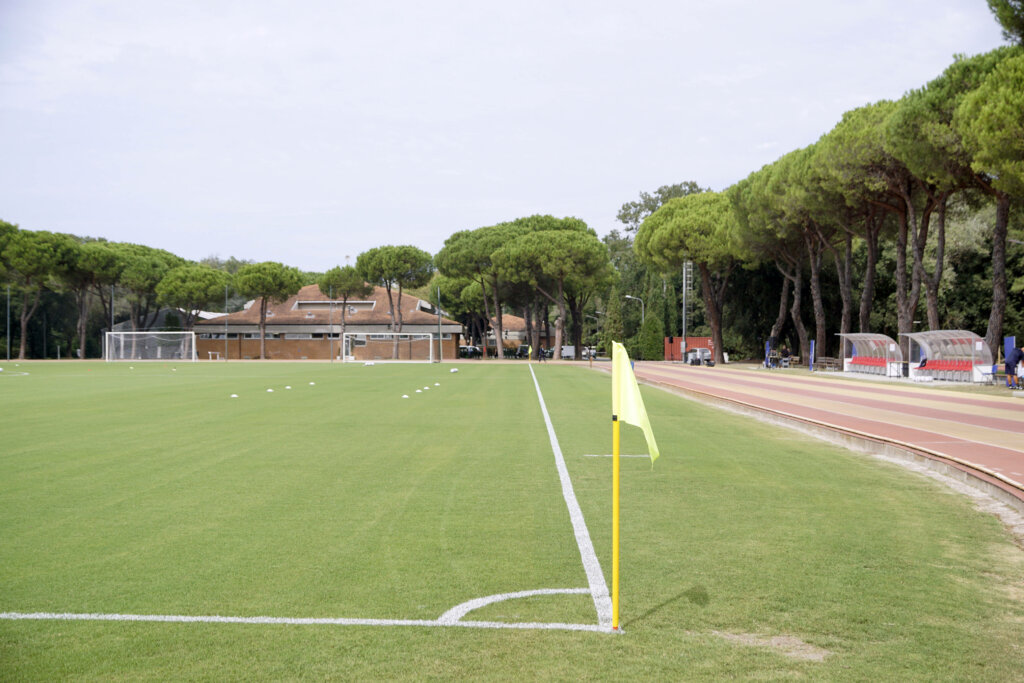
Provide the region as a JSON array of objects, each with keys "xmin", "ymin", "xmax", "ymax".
[
  {"xmin": 194, "ymin": 284, "xmax": 461, "ymax": 361},
  {"xmin": 664, "ymin": 336, "xmax": 713, "ymax": 362}
]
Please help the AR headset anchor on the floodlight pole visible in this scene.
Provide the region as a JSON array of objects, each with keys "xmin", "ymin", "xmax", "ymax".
[{"xmin": 681, "ymin": 261, "xmax": 691, "ymax": 355}]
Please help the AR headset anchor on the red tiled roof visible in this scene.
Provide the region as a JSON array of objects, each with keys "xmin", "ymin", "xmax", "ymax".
[
  {"xmin": 196, "ymin": 284, "xmax": 457, "ymax": 327},
  {"xmin": 491, "ymin": 313, "xmax": 526, "ymax": 332}
]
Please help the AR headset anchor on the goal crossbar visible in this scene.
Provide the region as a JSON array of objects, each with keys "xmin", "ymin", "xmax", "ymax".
[
  {"xmin": 341, "ymin": 332, "xmax": 435, "ymax": 363},
  {"xmin": 104, "ymin": 331, "xmax": 198, "ymax": 362}
]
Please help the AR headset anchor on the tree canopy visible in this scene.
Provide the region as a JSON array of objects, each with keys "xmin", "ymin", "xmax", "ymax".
[
  {"xmin": 987, "ymin": 0, "xmax": 1024, "ymax": 44},
  {"xmin": 636, "ymin": 191, "xmax": 741, "ymax": 363},
  {"xmin": 617, "ymin": 181, "xmax": 708, "ymax": 232},
  {"xmin": 155, "ymin": 265, "xmax": 230, "ymax": 329},
  {"xmin": 317, "ymin": 265, "xmax": 372, "ymax": 342},
  {"xmin": 234, "ymin": 261, "xmax": 304, "ymax": 359}
]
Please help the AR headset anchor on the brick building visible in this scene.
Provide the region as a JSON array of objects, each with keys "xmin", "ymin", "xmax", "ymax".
[{"xmin": 195, "ymin": 284, "xmax": 461, "ymax": 361}]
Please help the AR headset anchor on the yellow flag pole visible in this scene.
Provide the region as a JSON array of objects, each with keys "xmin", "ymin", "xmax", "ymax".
[{"xmin": 612, "ymin": 414, "xmax": 621, "ymax": 630}]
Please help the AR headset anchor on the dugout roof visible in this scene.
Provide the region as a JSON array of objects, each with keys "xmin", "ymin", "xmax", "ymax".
[
  {"xmin": 837, "ymin": 333, "xmax": 903, "ymax": 361},
  {"xmin": 899, "ymin": 330, "xmax": 992, "ymax": 364}
]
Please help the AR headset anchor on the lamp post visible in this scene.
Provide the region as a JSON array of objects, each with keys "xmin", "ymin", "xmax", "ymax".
[
  {"xmin": 224, "ymin": 284, "xmax": 229, "ymax": 361},
  {"xmin": 624, "ymin": 295, "xmax": 644, "ymax": 325},
  {"xmin": 586, "ymin": 311, "xmax": 603, "ymax": 365},
  {"xmin": 436, "ymin": 286, "xmax": 443, "ymax": 363},
  {"xmin": 329, "ymin": 285, "xmax": 335, "ymax": 363}
]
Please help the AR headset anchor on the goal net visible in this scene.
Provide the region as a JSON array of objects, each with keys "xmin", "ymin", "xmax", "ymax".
[
  {"xmin": 341, "ymin": 332, "xmax": 435, "ymax": 363},
  {"xmin": 104, "ymin": 331, "xmax": 198, "ymax": 362}
]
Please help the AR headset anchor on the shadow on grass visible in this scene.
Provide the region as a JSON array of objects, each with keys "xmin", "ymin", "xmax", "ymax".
[{"xmin": 624, "ymin": 585, "xmax": 709, "ymax": 628}]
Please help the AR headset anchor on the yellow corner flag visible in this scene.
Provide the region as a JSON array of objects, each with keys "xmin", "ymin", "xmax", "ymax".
[
  {"xmin": 610, "ymin": 341, "xmax": 660, "ymax": 630},
  {"xmin": 612, "ymin": 341, "xmax": 659, "ymax": 463}
]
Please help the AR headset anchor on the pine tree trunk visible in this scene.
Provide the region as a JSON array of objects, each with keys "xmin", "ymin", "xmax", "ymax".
[
  {"xmin": 77, "ymin": 289, "xmax": 90, "ymax": 359},
  {"xmin": 553, "ymin": 281, "xmax": 566, "ymax": 360},
  {"xmin": 859, "ymin": 215, "xmax": 881, "ymax": 333},
  {"xmin": 806, "ymin": 233, "xmax": 827, "ymax": 358},
  {"xmin": 259, "ymin": 299, "xmax": 268, "ymax": 360},
  {"xmin": 18, "ymin": 288, "xmax": 42, "ymax": 360},
  {"xmin": 770, "ymin": 265, "xmax": 789, "ymax": 340},
  {"xmin": 923, "ymin": 196, "xmax": 947, "ymax": 331},
  {"xmin": 490, "ymin": 274, "xmax": 505, "ymax": 359},
  {"xmin": 698, "ymin": 262, "xmax": 731, "ymax": 365},
  {"xmin": 985, "ymin": 192, "xmax": 1010, "ymax": 360},
  {"xmin": 838, "ymin": 232, "xmax": 853, "ymax": 337},
  {"xmin": 786, "ymin": 266, "xmax": 809, "ymax": 362}
]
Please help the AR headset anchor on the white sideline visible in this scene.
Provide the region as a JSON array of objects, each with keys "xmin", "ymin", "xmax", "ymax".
[
  {"xmin": 528, "ymin": 365, "xmax": 613, "ymax": 629},
  {"xmin": 0, "ymin": 611, "xmax": 610, "ymax": 633}
]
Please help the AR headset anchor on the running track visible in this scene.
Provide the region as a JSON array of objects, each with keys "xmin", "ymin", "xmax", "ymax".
[{"xmin": 617, "ymin": 362, "xmax": 1024, "ymax": 506}]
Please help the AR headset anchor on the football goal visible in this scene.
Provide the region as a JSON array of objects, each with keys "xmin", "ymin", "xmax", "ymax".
[
  {"xmin": 342, "ymin": 332, "xmax": 435, "ymax": 363},
  {"xmin": 104, "ymin": 331, "xmax": 198, "ymax": 362}
]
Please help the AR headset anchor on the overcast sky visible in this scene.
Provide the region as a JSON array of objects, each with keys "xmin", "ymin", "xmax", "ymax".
[{"xmin": 0, "ymin": 1, "xmax": 1009, "ymax": 272}]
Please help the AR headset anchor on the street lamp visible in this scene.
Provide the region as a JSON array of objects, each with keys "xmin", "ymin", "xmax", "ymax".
[
  {"xmin": 586, "ymin": 311, "xmax": 604, "ymax": 349},
  {"xmin": 624, "ymin": 295, "xmax": 644, "ymax": 325}
]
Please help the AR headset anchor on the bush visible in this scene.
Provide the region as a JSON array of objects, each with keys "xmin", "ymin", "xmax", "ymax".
[{"xmin": 637, "ymin": 314, "xmax": 665, "ymax": 361}]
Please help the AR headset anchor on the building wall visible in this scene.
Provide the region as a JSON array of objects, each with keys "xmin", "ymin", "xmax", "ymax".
[
  {"xmin": 664, "ymin": 336, "xmax": 714, "ymax": 361},
  {"xmin": 197, "ymin": 336, "xmax": 459, "ymax": 361}
]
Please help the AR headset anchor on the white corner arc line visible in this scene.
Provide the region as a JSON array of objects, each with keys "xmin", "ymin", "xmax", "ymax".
[
  {"xmin": 528, "ymin": 365, "xmax": 613, "ymax": 628},
  {"xmin": 438, "ymin": 588, "xmax": 591, "ymax": 624}
]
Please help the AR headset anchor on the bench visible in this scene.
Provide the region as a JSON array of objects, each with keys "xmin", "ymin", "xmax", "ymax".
[
  {"xmin": 848, "ymin": 356, "xmax": 887, "ymax": 375},
  {"xmin": 815, "ymin": 356, "xmax": 841, "ymax": 371},
  {"xmin": 916, "ymin": 359, "xmax": 980, "ymax": 382}
]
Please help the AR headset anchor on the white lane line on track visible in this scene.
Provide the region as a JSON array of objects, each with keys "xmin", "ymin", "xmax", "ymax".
[{"xmin": 528, "ymin": 365, "xmax": 612, "ymax": 629}]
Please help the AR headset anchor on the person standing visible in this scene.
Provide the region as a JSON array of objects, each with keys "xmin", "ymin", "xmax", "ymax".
[{"xmin": 1006, "ymin": 343, "xmax": 1023, "ymax": 389}]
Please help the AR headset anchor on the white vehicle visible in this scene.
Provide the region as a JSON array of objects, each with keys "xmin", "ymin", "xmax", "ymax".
[
  {"xmin": 558, "ymin": 345, "xmax": 597, "ymax": 359},
  {"xmin": 687, "ymin": 347, "xmax": 712, "ymax": 364}
]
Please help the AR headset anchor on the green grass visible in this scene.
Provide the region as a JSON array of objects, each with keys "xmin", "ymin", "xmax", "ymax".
[{"xmin": 1, "ymin": 361, "xmax": 1022, "ymax": 680}]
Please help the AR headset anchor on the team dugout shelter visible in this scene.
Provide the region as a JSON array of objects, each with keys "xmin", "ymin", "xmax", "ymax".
[
  {"xmin": 195, "ymin": 284, "xmax": 462, "ymax": 361},
  {"xmin": 838, "ymin": 333, "xmax": 903, "ymax": 377},
  {"xmin": 899, "ymin": 330, "xmax": 993, "ymax": 383}
]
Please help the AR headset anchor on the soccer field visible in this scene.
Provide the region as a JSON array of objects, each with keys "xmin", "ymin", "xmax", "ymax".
[{"xmin": 1, "ymin": 361, "xmax": 1022, "ymax": 679}]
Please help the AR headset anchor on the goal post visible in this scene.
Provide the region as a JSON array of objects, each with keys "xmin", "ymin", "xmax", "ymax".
[
  {"xmin": 104, "ymin": 331, "xmax": 198, "ymax": 362},
  {"xmin": 341, "ymin": 332, "xmax": 435, "ymax": 363}
]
